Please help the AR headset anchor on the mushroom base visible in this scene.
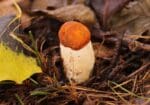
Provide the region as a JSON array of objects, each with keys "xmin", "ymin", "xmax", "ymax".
[{"xmin": 60, "ymin": 41, "xmax": 95, "ymax": 84}]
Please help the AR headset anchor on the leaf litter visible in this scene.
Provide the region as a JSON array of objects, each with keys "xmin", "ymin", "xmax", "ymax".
[{"xmin": 0, "ymin": 0, "xmax": 150, "ymax": 105}]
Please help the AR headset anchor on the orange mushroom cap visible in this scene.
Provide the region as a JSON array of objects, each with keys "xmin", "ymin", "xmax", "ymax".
[{"xmin": 58, "ymin": 21, "xmax": 91, "ymax": 50}]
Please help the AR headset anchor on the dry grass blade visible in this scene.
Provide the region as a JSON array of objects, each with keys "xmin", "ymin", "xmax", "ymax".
[
  {"xmin": 30, "ymin": 90, "xmax": 49, "ymax": 96},
  {"xmin": 15, "ymin": 94, "xmax": 24, "ymax": 105},
  {"xmin": 127, "ymin": 63, "xmax": 150, "ymax": 79},
  {"xmin": 109, "ymin": 81, "xmax": 150, "ymax": 100},
  {"xmin": 0, "ymin": 0, "xmax": 21, "ymax": 38},
  {"xmin": 10, "ymin": 32, "xmax": 36, "ymax": 54},
  {"xmin": 113, "ymin": 79, "xmax": 133, "ymax": 89},
  {"xmin": 9, "ymin": 0, "xmax": 22, "ymax": 26},
  {"xmin": 108, "ymin": 81, "xmax": 131, "ymax": 105},
  {"xmin": 63, "ymin": 85, "xmax": 118, "ymax": 101}
]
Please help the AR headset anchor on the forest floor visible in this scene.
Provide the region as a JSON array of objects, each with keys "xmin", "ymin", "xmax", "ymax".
[{"xmin": 0, "ymin": 0, "xmax": 149, "ymax": 105}]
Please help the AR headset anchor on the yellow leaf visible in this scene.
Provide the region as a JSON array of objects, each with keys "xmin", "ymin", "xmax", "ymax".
[{"xmin": 0, "ymin": 43, "xmax": 42, "ymax": 84}]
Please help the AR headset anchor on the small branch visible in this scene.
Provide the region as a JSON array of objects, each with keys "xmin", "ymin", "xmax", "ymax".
[
  {"xmin": 123, "ymin": 37, "xmax": 150, "ymax": 52},
  {"xmin": 107, "ymin": 32, "xmax": 124, "ymax": 79}
]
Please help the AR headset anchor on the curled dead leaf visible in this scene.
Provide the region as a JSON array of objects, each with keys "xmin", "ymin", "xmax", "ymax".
[{"xmin": 32, "ymin": 4, "xmax": 96, "ymax": 25}]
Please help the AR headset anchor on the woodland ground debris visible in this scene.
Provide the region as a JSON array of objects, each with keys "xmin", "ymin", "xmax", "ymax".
[{"xmin": 0, "ymin": 0, "xmax": 149, "ymax": 105}]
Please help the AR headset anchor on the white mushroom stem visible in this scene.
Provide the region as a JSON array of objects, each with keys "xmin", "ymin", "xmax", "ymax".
[{"xmin": 60, "ymin": 41, "xmax": 95, "ymax": 83}]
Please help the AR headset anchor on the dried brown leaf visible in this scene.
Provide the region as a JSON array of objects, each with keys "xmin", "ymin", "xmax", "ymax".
[
  {"xmin": 31, "ymin": 0, "xmax": 66, "ymax": 10},
  {"xmin": 20, "ymin": 13, "xmax": 32, "ymax": 29},
  {"xmin": 31, "ymin": 0, "xmax": 86, "ymax": 11},
  {"xmin": 110, "ymin": 0, "xmax": 150, "ymax": 35},
  {"xmin": 0, "ymin": 0, "xmax": 18, "ymax": 17},
  {"xmin": 90, "ymin": 0, "xmax": 130, "ymax": 28},
  {"xmin": 32, "ymin": 4, "xmax": 96, "ymax": 25},
  {"xmin": 18, "ymin": 0, "xmax": 32, "ymax": 13}
]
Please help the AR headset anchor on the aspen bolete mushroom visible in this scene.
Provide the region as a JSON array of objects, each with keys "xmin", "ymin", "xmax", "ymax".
[{"xmin": 58, "ymin": 21, "xmax": 95, "ymax": 84}]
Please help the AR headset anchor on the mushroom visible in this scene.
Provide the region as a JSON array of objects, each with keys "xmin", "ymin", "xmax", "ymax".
[{"xmin": 58, "ymin": 21, "xmax": 95, "ymax": 84}]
